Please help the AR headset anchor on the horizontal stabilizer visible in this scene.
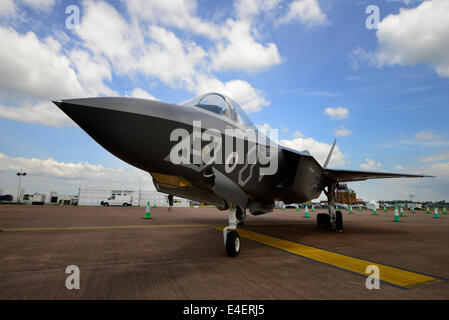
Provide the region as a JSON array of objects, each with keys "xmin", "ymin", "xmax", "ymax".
[{"xmin": 322, "ymin": 168, "xmax": 433, "ymax": 183}]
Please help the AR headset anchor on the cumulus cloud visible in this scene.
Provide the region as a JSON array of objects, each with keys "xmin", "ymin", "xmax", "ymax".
[
  {"xmin": 277, "ymin": 0, "xmax": 328, "ymax": 26},
  {"xmin": 130, "ymin": 88, "xmax": 157, "ymax": 100},
  {"xmin": 0, "ymin": 152, "xmax": 156, "ymax": 194},
  {"xmin": 21, "ymin": 0, "xmax": 56, "ymax": 12},
  {"xmin": 335, "ymin": 125, "xmax": 352, "ymax": 137},
  {"xmin": 0, "ymin": 101, "xmax": 72, "ymax": 127},
  {"xmin": 0, "ymin": 26, "xmax": 84, "ymax": 102},
  {"xmin": 0, "ymin": 0, "xmax": 17, "ymax": 17},
  {"xmin": 360, "ymin": 158, "xmax": 382, "ymax": 171},
  {"xmin": 352, "ymin": 0, "xmax": 449, "ymax": 78},
  {"xmin": 280, "ymin": 136, "xmax": 347, "ymax": 168},
  {"xmin": 211, "ymin": 20, "xmax": 282, "ymax": 73},
  {"xmin": 324, "ymin": 107, "xmax": 349, "ymax": 120}
]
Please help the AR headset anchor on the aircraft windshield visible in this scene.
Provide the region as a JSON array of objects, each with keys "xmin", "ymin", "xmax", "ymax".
[{"xmin": 179, "ymin": 92, "xmax": 254, "ymax": 127}]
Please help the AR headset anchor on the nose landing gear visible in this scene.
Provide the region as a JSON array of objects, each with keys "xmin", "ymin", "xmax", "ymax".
[{"xmin": 223, "ymin": 207, "xmax": 242, "ymax": 257}]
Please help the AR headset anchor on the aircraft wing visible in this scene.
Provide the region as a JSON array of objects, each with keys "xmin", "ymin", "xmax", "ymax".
[{"xmin": 322, "ymin": 168, "xmax": 433, "ymax": 183}]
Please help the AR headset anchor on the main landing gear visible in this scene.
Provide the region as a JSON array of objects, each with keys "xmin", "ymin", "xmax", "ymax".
[
  {"xmin": 321, "ymin": 182, "xmax": 344, "ymax": 233},
  {"xmin": 223, "ymin": 206, "xmax": 246, "ymax": 257}
]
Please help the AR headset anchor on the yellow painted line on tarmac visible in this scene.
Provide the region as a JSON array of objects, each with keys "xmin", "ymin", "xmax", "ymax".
[
  {"xmin": 212, "ymin": 226, "xmax": 441, "ymax": 289},
  {"xmin": 2, "ymin": 224, "xmax": 210, "ymax": 232}
]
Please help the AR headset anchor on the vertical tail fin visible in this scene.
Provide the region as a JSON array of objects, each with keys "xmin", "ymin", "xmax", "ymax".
[{"xmin": 323, "ymin": 139, "xmax": 336, "ymax": 169}]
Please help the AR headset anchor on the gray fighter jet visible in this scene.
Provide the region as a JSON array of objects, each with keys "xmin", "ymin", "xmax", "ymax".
[{"xmin": 53, "ymin": 93, "xmax": 431, "ymax": 257}]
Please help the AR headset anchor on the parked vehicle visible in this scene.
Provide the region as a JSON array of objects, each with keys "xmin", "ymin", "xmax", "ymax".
[{"xmin": 101, "ymin": 195, "xmax": 132, "ymax": 207}]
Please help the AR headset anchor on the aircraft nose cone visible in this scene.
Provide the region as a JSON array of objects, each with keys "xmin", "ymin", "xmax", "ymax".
[{"xmin": 52, "ymin": 100, "xmax": 62, "ymax": 107}]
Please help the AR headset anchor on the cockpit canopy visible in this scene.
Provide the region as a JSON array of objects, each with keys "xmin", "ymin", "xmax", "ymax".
[{"xmin": 179, "ymin": 92, "xmax": 254, "ymax": 127}]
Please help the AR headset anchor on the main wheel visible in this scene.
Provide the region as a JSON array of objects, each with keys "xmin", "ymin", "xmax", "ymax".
[
  {"xmin": 335, "ymin": 210, "xmax": 343, "ymax": 232},
  {"xmin": 103, "ymin": 202, "xmax": 109, "ymax": 207},
  {"xmin": 226, "ymin": 231, "xmax": 240, "ymax": 257},
  {"xmin": 123, "ymin": 203, "xmax": 128, "ymax": 207}
]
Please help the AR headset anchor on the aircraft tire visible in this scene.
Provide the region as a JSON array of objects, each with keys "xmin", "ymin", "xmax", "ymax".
[
  {"xmin": 317, "ymin": 213, "xmax": 331, "ymax": 229},
  {"xmin": 226, "ymin": 231, "xmax": 240, "ymax": 257},
  {"xmin": 335, "ymin": 211, "xmax": 343, "ymax": 232},
  {"xmin": 103, "ymin": 202, "xmax": 109, "ymax": 207}
]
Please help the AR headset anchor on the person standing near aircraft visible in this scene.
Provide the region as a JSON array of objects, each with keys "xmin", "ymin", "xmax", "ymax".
[{"xmin": 168, "ymin": 194, "xmax": 174, "ymax": 213}]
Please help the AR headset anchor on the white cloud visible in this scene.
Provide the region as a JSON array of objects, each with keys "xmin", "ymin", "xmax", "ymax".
[
  {"xmin": 0, "ymin": 26, "xmax": 84, "ymax": 102},
  {"xmin": 0, "ymin": 101, "xmax": 72, "ymax": 127},
  {"xmin": 130, "ymin": 88, "xmax": 157, "ymax": 100},
  {"xmin": 418, "ymin": 150, "xmax": 449, "ymax": 163},
  {"xmin": 395, "ymin": 164, "xmax": 405, "ymax": 170},
  {"xmin": 280, "ymin": 136, "xmax": 347, "ymax": 168},
  {"xmin": 194, "ymin": 75, "xmax": 270, "ymax": 112},
  {"xmin": 138, "ymin": 25, "xmax": 207, "ymax": 90},
  {"xmin": 125, "ymin": 0, "xmax": 219, "ymax": 39},
  {"xmin": 69, "ymin": 49, "xmax": 117, "ymax": 97},
  {"xmin": 360, "ymin": 158, "xmax": 382, "ymax": 171},
  {"xmin": 335, "ymin": 125, "xmax": 352, "ymax": 137},
  {"xmin": 256, "ymin": 123, "xmax": 272, "ymax": 131},
  {"xmin": 77, "ymin": 1, "xmax": 271, "ymax": 111},
  {"xmin": 355, "ymin": 161, "xmax": 448, "ymax": 201},
  {"xmin": 0, "ymin": 0, "xmax": 17, "ymax": 17},
  {"xmin": 211, "ymin": 20, "xmax": 282, "ymax": 73},
  {"xmin": 277, "ymin": 0, "xmax": 328, "ymax": 26},
  {"xmin": 21, "ymin": 0, "xmax": 56, "ymax": 12},
  {"xmin": 0, "ymin": 152, "xmax": 156, "ymax": 194},
  {"xmin": 324, "ymin": 107, "xmax": 349, "ymax": 120},
  {"xmin": 399, "ymin": 131, "xmax": 449, "ymax": 146},
  {"xmin": 376, "ymin": 0, "xmax": 449, "ymax": 78}
]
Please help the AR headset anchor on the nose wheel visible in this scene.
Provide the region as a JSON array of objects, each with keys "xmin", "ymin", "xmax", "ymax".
[
  {"xmin": 223, "ymin": 207, "xmax": 241, "ymax": 257},
  {"xmin": 226, "ymin": 231, "xmax": 240, "ymax": 257}
]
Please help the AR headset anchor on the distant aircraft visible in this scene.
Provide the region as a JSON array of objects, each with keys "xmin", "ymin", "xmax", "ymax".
[{"xmin": 53, "ymin": 93, "xmax": 432, "ymax": 257}]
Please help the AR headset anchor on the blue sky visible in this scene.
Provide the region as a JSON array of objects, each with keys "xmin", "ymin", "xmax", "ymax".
[{"xmin": 0, "ymin": 0, "xmax": 448, "ymax": 201}]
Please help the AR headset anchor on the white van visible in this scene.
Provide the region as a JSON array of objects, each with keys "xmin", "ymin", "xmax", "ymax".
[{"xmin": 101, "ymin": 195, "xmax": 132, "ymax": 207}]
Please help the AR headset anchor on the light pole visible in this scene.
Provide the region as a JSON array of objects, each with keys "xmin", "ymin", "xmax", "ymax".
[{"xmin": 16, "ymin": 169, "xmax": 27, "ymax": 203}]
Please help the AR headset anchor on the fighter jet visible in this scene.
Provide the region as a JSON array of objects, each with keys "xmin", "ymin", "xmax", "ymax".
[{"xmin": 53, "ymin": 93, "xmax": 431, "ymax": 257}]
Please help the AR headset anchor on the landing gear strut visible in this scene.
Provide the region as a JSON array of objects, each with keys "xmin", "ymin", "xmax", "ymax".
[
  {"xmin": 236, "ymin": 206, "xmax": 246, "ymax": 226},
  {"xmin": 223, "ymin": 207, "xmax": 241, "ymax": 257},
  {"xmin": 323, "ymin": 182, "xmax": 344, "ymax": 232}
]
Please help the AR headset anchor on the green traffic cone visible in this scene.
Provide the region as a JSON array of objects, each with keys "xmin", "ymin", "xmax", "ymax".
[
  {"xmin": 296, "ymin": 206, "xmax": 299, "ymax": 211},
  {"xmin": 372, "ymin": 209, "xmax": 378, "ymax": 215},
  {"xmin": 394, "ymin": 206, "xmax": 400, "ymax": 222},
  {"xmin": 426, "ymin": 207, "xmax": 430, "ymax": 214},
  {"xmin": 153, "ymin": 201, "xmax": 157, "ymax": 208},
  {"xmin": 411, "ymin": 208, "xmax": 415, "ymax": 214},
  {"xmin": 143, "ymin": 201, "xmax": 152, "ymax": 219},
  {"xmin": 443, "ymin": 207, "xmax": 447, "ymax": 215},
  {"xmin": 400, "ymin": 207, "xmax": 404, "ymax": 217},
  {"xmin": 383, "ymin": 206, "xmax": 387, "ymax": 213},
  {"xmin": 349, "ymin": 206, "xmax": 353, "ymax": 214},
  {"xmin": 312, "ymin": 205, "xmax": 315, "ymax": 212},
  {"xmin": 434, "ymin": 207, "xmax": 440, "ymax": 219},
  {"xmin": 304, "ymin": 204, "xmax": 310, "ymax": 218}
]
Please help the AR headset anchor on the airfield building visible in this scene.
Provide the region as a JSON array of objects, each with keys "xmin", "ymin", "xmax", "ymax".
[{"xmin": 336, "ymin": 183, "xmax": 357, "ymax": 204}]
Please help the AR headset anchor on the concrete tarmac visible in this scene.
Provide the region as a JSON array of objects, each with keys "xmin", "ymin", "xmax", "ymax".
[{"xmin": 0, "ymin": 205, "xmax": 448, "ymax": 299}]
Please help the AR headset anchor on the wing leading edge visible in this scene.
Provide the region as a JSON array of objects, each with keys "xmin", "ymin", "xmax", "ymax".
[{"xmin": 322, "ymin": 168, "xmax": 434, "ymax": 183}]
